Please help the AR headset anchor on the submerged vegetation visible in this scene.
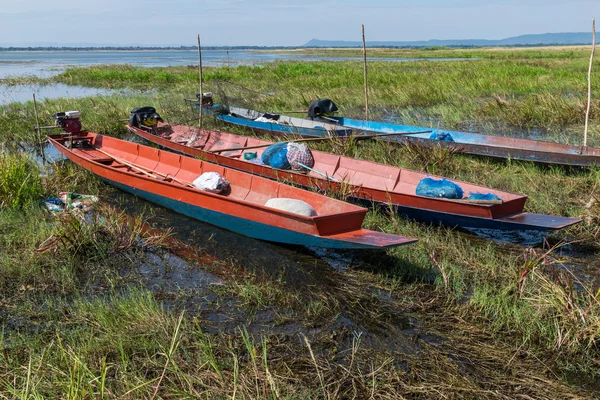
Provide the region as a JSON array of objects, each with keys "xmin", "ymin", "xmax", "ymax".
[{"xmin": 0, "ymin": 46, "xmax": 599, "ymax": 397}]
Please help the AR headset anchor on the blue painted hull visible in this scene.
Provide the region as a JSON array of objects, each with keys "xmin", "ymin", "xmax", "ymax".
[
  {"xmin": 106, "ymin": 179, "xmax": 401, "ymax": 249},
  {"xmin": 197, "ymin": 104, "xmax": 353, "ymax": 137},
  {"xmin": 215, "ymin": 114, "xmax": 343, "ymax": 137},
  {"xmin": 390, "ymin": 204, "xmax": 568, "ymax": 231},
  {"xmin": 331, "ymin": 117, "xmax": 600, "ymax": 166}
]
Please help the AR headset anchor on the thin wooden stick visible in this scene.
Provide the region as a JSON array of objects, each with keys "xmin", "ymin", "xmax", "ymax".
[
  {"xmin": 197, "ymin": 34, "xmax": 203, "ymax": 129},
  {"xmin": 584, "ymin": 19, "xmax": 596, "ymax": 149},
  {"xmin": 362, "ymin": 24, "xmax": 369, "ymax": 121},
  {"xmin": 95, "ymin": 148, "xmax": 195, "ymax": 188},
  {"xmin": 210, "ymin": 130, "xmax": 431, "ymax": 153},
  {"xmin": 297, "ymin": 162, "xmax": 340, "ymax": 183},
  {"xmin": 35, "ymin": 125, "xmax": 61, "ymax": 130},
  {"xmin": 32, "ymin": 94, "xmax": 46, "ymax": 165},
  {"xmin": 186, "ymin": 34, "xmax": 204, "ymax": 146},
  {"xmin": 444, "ymin": 198, "xmax": 504, "ymax": 205}
]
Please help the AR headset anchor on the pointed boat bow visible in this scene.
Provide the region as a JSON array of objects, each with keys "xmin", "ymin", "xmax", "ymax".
[{"xmin": 321, "ymin": 229, "xmax": 417, "ymax": 249}]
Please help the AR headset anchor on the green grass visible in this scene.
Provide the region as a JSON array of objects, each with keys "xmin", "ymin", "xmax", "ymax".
[
  {"xmin": 0, "ymin": 151, "xmax": 44, "ymax": 208},
  {"xmin": 1, "ymin": 46, "xmax": 600, "ymax": 397},
  {"xmin": 44, "ymin": 46, "xmax": 600, "ymax": 147}
]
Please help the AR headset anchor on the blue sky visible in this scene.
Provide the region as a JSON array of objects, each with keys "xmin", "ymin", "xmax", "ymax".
[{"xmin": 1, "ymin": 0, "xmax": 598, "ymax": 46}]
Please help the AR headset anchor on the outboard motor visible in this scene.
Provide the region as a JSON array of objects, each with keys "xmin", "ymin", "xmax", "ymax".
[
  {"xmin": 129, "ymin": 106, "xmax": 163, "ymax": 129},
  {"xmin": 53, "ymin": 111, "xmax": 82, "ymax": 134},
  {"xmin": 196, "ymin": 92, "xmax": 214, "ymax": 107},
  {"xmin": 307, "ymin": 98, "xmax": 338, "ymax": 119}
]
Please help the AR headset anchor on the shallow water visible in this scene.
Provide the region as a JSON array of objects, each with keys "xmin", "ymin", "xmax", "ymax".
[
  {"xmin": 0, "ymin": 50, "xmax": 475, "ymax": 79},
  {"xmin": 0, "ymin": 83, "xmax": 149, "ymax": 106}
]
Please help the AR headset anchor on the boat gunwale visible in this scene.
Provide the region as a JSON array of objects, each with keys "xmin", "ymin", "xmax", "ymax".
[
  {"xmin": 47, "ymin": 133, "xmax": 370, "ymax": 227},
  {"xmin": 128, "ymin": 124, "xmax": 528, "ymax": 209},
  {"xmin": 332, "ymin": 116, "xmax": 600, "ymax": 160}
]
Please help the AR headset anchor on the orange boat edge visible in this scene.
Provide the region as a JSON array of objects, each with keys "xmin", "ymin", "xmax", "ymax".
[{"xmin": 47, "ymin": 132, "xmax": 417, "ymax": 250}]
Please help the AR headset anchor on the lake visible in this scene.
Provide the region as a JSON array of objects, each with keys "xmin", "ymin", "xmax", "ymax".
[
  {"xmin": 0, "ymin": 49, "xmax": 473, "ymax": 79},
  {"xmin": 0, "ymin": 83, "xmax": 140, "ymax": 105},
  {"xmin": 0, "ymin": 50, "xmax": 474, "ymax": 105}
]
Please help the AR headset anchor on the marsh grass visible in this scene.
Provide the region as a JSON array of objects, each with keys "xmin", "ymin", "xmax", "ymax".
[
  {"xmin": 0, "ymin": 150, "xmax": 44, "ymax": 209},
  {"xmin": 45, "ymin": 47, "xmax": 600, "ymax": 147},
  {"xmin": 1, "ymin": 46, "xmax": 600, "ymax": 396}
]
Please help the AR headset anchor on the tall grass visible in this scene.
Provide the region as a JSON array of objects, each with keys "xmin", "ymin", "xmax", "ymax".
[
  {"xmin": 1, "ymin": 47, "xmax": 599, "ymax": 396},
  {"xmin": 0, "ymin": 150, "xmax": 43, "ymax": 209},
  {"xmin": 45, "ymin": 48, "xmax": 600, "ymax": 146}
]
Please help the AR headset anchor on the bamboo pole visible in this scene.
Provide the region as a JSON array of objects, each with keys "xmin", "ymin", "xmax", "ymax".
[
  {"xmin": 95, "ymin": 148, "xmax": 194, "ymax": 188},
  {"xmin": 186, "ymin": 34, "xmax": 204, "ymax": 146},
  {"xmin": 210, "ymin": 130, "xmax": 431, "ymax": 153},
  {"xmin": 32, "ymin": 94, "xmax": 46, "ymax": 165},
  {"xmin": 584, "ymin": 19, "xmax": 596, "ymax": 149},
  {"xmin": 362, "ymin": 24, "xmax": 369, "ymax": 121},
  {"xmin": 197, "ymin": 34, "xmax": 203, "ymax": 128}
]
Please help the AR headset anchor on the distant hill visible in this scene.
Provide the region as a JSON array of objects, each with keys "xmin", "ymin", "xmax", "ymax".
[{"xmin": 303, "ymin": 32, "xmax": 598, "ymax": 48}]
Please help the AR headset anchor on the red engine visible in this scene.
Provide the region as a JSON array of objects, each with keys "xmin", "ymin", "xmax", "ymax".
[{"xmin": 53, "ymin": 111, "xmax": 82, "ymax": 134}]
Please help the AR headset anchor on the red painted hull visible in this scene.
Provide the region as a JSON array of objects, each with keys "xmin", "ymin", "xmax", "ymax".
[
  {"xmin": 127, "ymin": 123, "xmax": 581, "ymax": 231},
  {"xmin": 47, "ymin": 132, "xmax": 416, "ymax": 249}
]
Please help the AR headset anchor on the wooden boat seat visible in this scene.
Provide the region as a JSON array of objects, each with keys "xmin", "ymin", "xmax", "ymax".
[{"xmin": 70, "ymin": 148, "xmax": 113, "ymax": 164}]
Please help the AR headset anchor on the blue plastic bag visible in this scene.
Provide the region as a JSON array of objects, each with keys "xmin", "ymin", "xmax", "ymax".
[
  {"xmin": 261, "ymin": 142, "xmax": 291, "ymax": 169},
  {"xmin": 430, "ymin": 132, "xmax": 454, "ymax": 142},
  {"xmin": 467, "ymin": 192, "xmax": 502, "ymax": 201},
  {"xmin": 416, "ymin": 177, "xmax": 464, "ymax": 199}
]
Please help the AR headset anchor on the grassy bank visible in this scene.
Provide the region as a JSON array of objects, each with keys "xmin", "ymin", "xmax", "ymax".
[
  {"xmin": 1, "ymin": 47, "xmax": 600, "ymax": 397},
  {"xmin": 49, "ymin": 47, "xmax": 600, "ymax": 145}
]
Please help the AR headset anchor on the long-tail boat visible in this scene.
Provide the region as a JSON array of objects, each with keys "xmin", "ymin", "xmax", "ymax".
[
  {"xmin": 326, "ymin": 116, "xmax": 600, "ymax": 167},
  {"xmin": 199, "ymin": 102, "xmax": 600, "ymax": 166},
  {"xmin": 48, "ymin": 132, "xmax": 416, "ymax": 249},
  {"xmin": 127, "ymin": 122, "xmax": 581, "ymax": 232},
  {"xmin": 199, "ymin": 104, "xmax": 353, "ymax": 137}
]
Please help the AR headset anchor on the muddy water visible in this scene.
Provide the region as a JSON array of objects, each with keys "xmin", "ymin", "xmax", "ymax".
[{"xmin": 101, "ymin": 188, "xmax": 436, "ymax": 352}]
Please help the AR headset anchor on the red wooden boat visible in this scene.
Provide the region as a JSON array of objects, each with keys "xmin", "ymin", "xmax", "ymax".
[
  {"xmin": 127, "ymin": 122, "xmax": 581, "ymax": 232},
  {"xmin": 47, "ymin": 132, "xmax": 417, "ymax": 249}
]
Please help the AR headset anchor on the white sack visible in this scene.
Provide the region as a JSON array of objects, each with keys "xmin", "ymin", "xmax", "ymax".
[
  {"xmin": 193, "ymin": 172, "xmax": 230, "ymax": 194},
  {"xmin": 264, "ymin": 198, "xmax": 317, "ymax": 217}
]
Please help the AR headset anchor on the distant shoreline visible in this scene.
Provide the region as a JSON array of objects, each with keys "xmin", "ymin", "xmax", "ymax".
[
  {"xmin": 1, "ymin": 43, "xmax": 595, "ymax": 53},
  {"xmin": 0, "ymin": 47, "xmax": 299, "ymax": 52}
]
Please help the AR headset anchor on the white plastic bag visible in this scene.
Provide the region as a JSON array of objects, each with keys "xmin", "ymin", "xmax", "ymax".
[{"xmin": 193, "ymin": 172, "xmax": 230, "ymax": 194}]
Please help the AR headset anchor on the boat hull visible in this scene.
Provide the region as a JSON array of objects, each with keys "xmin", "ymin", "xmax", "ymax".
[
  {"xmin": 331, "ymin": 117, "xmax": 600, "ymax": 167},
  {"xmin": 48, "ymin": 133, "xmax": 416, "ymax": 249},
  {"xmin": 199, "ymin": 104, "xmax": 353, "ymax": 138},
  {"xmin": 128, "ymin": 124, "xmax": 581, "ymax": 232},
  {"xmin": 108, "ymin": 179, "xmax": 408, "ymax": 249}
]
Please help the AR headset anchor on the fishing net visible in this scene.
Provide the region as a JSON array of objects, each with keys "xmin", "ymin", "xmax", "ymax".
[
  {"xmin": 286, "ymin": 142, "xmax": 315, "ymax": 170},
  {"xmin": 199, "ymin": 80, "xmax": 266, "ymax": 110}
]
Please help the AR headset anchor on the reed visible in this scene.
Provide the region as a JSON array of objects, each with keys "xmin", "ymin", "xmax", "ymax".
[
  {"xmin": 1, "ymin": 46, "xmax": 600, "ymax": 397},
  {"xmin": 0, "ymin": 150, "xmax": 43, "ymax": 209}
]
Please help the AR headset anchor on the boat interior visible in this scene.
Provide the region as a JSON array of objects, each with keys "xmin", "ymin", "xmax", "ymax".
[
  {"xmin": 51, "ymin": 133, "xmax": 365, "ymax": 218},
  {"xmin": 154, "ymin": 124, "xmax": 524, "ymax": 204}
]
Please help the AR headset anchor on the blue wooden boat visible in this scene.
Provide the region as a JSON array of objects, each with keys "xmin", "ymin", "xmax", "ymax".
[
  {"xmin": 199, "ymin": 102, "xmax": 600, "ymax": 166},
  {"xmin": 198, "ymin": 104, "xmax": 353, "ymax": 137},
  {"xmin": 326, "ymin": 117, "xmax": 600, "ymax": 167}
]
